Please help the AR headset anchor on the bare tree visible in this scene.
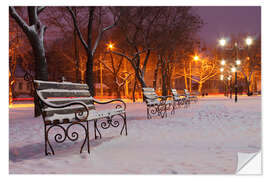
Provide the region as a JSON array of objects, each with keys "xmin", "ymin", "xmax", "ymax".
[
  {"xmin": 9, "ymin": 6, "xmax": 49, "ymax": 116},
  {"xmin": 97, "ymin": 49, "xmax": 133, "ymax": 97},
  {"xmin": 239, "ymin": 36, "xmax": 261, "ymax": 94},
  {"xmin": 154, "ymin": 7, "xmax": 203, "ymax": 95},
  {"xmin": 9, "ymin": 7, "xmax": 48, "ymax": 81},
  {"xmin": 109, "ymin": 7, "xmax": 163, "ymax": 102},
  {"xmin": 43, "ymin": 7, "xmax": 89, "ymax": 83},
  {"xmin": 67, "ymin": 7, "xmax": 120, "ymax": 95},
  {"xmin": 174, "ymin": 54, "xmax": 219, "ymax": 94}
]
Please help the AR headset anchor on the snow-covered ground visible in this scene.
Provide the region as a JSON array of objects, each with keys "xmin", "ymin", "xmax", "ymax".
[{"xmin": 9, "ymin": 96, "xmax": 261, "ymax": 174}]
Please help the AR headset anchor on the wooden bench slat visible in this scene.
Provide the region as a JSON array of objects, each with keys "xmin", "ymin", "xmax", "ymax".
[
  {"xmin": 142, "ymin": 88, "xmax": 155, "ymax": 92},
  {"xmin": 44, "ymin": 104, "xmax": 95, "ymax": 116},
  {"xmin": 171, "ymin": 89, "xmax": 178, "ymax": 96},
  {"xmin": 34, "ymin": 80, "xmax": 89, "ymax": 90},
  {"xmin": 47, "ymin": 97, "xmax": 93, "ymax": 105},
  {"xmin": 39, "ymin": 89, "xmax": 91, "ymax": 98},
  {"xmin": 45, "ymin": 108, "xmax": 125, "ymax": 123}
]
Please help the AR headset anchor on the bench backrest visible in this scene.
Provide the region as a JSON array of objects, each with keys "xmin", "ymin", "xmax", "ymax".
[
  {"xmin": 34, "ymin": 80, "xmax": 95, "ymax": 117},
  {"xmin": 142, "ymin": 87, "xmax": 159, "ymax": 104},
  {"xmin": 171, "ymin": 88, "xmax": 180, "ymax": 100},
  {"xmin": 171, "ymin": 89, "xmax": 178, "ymax": 97},
  {"xmin": 184, "ymin": 89, "xmax": 190, "ymax": 96}
]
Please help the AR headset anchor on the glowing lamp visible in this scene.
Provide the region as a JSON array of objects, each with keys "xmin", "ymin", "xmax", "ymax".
[
  {"xmin": 219, "ymin": 38, "xmax": 226, "ymax": 46},
  {"xmin": 246, "ymin": 37, "xmax": 253, "ymax": 46},
  {"xmin": 220, "ymin": 75, "xmax": 224, "ymax": 80},
  {"xmin": 220, "ymin": 67, "xmax": 224, "ymax": 72},
  {"xmin": 221, "ymin": 60, "xmax": 226, "ymax": 65},
  {"xmin": 193, "ymin": 55, "xmax": 199, "ymax": 61},
  {"xmin": 236, "ymin": 60, "xmax": 241, "ymax": 65}
]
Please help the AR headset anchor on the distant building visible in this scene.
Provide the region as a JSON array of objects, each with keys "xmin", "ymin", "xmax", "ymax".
[{"xmin": 12, "ymin": 60, "xmax": 32, "ymax": 98}]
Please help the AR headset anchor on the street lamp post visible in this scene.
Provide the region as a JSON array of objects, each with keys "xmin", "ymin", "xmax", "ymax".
[
  {"xmin": 189, "ymin": 55, "xmax": 200, "ymax": 92},
  {"xmin": 246, "ymin": 37, "xmax": 253, "ymax": 96},
  {"xmin": 218, "ymin": 37, "xmax": 252, "ymax": 102}
]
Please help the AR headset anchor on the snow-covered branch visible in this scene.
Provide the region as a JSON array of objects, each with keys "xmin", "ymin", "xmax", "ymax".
[
  {"xmin": 67, "ymin": 7, "xmax": 89, "ymax": 51},
  {"xmin": 92, "ymin": 10, "xmax": 120, "ymax": 56},
  {"xmin": 9, "ymin": 7, "xmax": 30, "ymax": 35},
  {"xmin": 37, "ymin": 6, "xmax": 46, "ymax": 14}
]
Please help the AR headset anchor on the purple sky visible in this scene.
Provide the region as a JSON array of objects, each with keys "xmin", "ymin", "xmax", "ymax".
[{"xmin": 195, "ymin": 6, "xmax": 261, "ymax": 46}]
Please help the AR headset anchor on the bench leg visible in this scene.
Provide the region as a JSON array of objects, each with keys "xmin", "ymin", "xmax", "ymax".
[
  {"xmin": 44, "ymin": 122, "xmax": 90, "ymax": 155},
  {"xmin": 44, "ymin": 124, "xmax": 57, "ymax": 156},
  {"xmin": 86, "ymin": 121, "xmax": 90, "ymax": 154},
  {"xmin": 120, "ymin": 113, "xmax": 128, "ymax": 136},
  {"xmin": 44, "ymin": 125, "xmax": 49, "ymax": 155},
  {"xmin": 44, "ymin": 125, "xmax": 48, "ymax": 156},
  {"xmin": 94, "ymin": 120, "xmax": 102, "ymax": 139},
  {"xmin": 158, "ymin": 103, "xmax": 167, "ymax": 118},
  {"xmin": 171, "ymin": 102, "xmax": 176, "ymax": 115},
  {"xmin": 147, "ymin": 106, "xmax": 151, "ymax": 119}
]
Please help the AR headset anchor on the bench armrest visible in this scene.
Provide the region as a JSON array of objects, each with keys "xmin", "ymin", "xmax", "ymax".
[
  {"xmin": 176, "ymin": 94, "xmax": 186, "ymax": 97},
  {"xmin": 91, "ymin": 98, "xmax": 126, "ymax": 111},
  {"xmin": 36, "ymin": 91, "xmax": 89, "ymax": 121},
  {"xmin": 157, "ymin": 95, "xmax": 173, "ymax": 100},
  {"xmin": 145, "ymin": 95, "xmax": 172, "ymax": 101}
]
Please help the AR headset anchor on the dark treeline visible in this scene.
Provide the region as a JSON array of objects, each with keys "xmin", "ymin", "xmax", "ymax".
[{"xmin": 9, "ymin": 6, "xmax": 261, "ymax": 105}]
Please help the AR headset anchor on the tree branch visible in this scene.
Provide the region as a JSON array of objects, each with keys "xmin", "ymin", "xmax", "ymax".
[
  {"xmin": 67, "ymin": 7, "xmax": 89, "ymax": 51},
  {"xmin": 9, "ymin": 7, "xmax": 30, "ymax": 35},
  {"xmin": 142, "ymin": 49, "xmax": 151, "ymax": 76},
  {"xmin": 111, "ymin": 50, "xmax": 137, "ymax": 71},
  {"xmin": 37, "ymin": 6, "xmax": 46, "ymax": 14},
  {"xmin": 39, "ymin": 25, "xmax": 46, "ymax": 44},
  {"xmin": 92, "ymin": 10, "xmax": 120, "ymax": 56}
]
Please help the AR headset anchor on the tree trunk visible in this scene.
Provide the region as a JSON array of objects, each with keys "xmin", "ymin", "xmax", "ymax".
[
  {"xmin": 153, "ymin": 61, "xmax": 159, "ymax": 89},
  {"xmin": 184, "ymin": 61, "xmax": 188, "ymax": 89},
  {"xmin": 245, "ymin": 77, "xmax": 250, "ymax": 95},
  {"xmin": 113, "ymin": 77, "xmax": 121, "ymax": 98},
  {"xmin": 189, "ymin": 61, "xmax": 192, "ymax": 92},
  {"xmin": 29, "ymin": 36, "xmax": 48, "ymax": 81},
  {"xmin": 9, "ymin": 7, "xmax": 49, "ymax": 117},
  {"xmin": 198, "ymin": 83, "xmax": 203, "ymax": 94},
  {"xmin": 28, "ymin": 30, "xmax": 48, "ymax": 118},
  {"xmin": 72, "ymin": 7, "xmax": 80, "ymax": 83},
  {"xmin": 161, "ymin": 58, "xmax": 167, "ymax": 96},
  {"xmin": 134, "ymin": 68, "xmax": 146, "ymax": 88},
  {"xmin": 74, "ymin": 23, "xmax": 80, "ymax": 82},
  {"xmin": 85, "ymin": 52, "xmax": 95, "ymax": 96},
  {"xmin": 132, "ymin": 79, "xmax": 137, "ymax": 102}
]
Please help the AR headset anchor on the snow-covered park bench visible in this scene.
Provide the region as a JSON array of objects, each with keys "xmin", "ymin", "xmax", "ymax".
[
  {"xmin": 171, "ymin": 89, "xmax": 189, "ymax": 108},
  {"xmin": 142, "ymin": 87, "xmax": 175, "ymax": 119},
  {"xmin": 33, "ymin": 79, "xmax": 127, "ymax": 156},
  {"xmin": 184, "ymin": 89, "xmax": 199, "ymax": 103}
]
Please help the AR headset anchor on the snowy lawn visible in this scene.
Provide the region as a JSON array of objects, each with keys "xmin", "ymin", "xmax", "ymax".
[{"xmin": 9, "ymin": 96, "xmax": 261, "ymax": 174}]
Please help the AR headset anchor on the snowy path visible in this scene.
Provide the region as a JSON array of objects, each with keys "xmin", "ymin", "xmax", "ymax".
[{"xmin": 9, "ymin": 96, "xmax": 261, "ymax": 174}]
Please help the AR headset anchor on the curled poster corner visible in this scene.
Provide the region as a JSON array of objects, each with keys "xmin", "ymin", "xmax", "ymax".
[{"xmin": 236, "ymin": 151, "xmax": 262, "ymax": 175}]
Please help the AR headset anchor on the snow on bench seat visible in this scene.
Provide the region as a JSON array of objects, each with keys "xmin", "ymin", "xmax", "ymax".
[
  {"xmin": 44, "ymin": 108, "xmax": 125, "ymax": 125},
  {"xmin": 146, "ymin": 100, "xmax": 173, "ymax": 106}
]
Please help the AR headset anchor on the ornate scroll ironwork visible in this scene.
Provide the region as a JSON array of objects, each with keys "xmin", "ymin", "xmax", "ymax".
[
  {"xmin": 92, "ymin": 98, "xmax": 127, "ymax": 139},
  {"xmin": 44, "ymin": 122, "xmax": 90, "ymax": 155},
  {"xmin": 94, "ymin": 113, "xmax": 127, "ymax": 139},
  {"xmin": 146, "ymin": 98, "xmax": 176, "ymax": 119}
]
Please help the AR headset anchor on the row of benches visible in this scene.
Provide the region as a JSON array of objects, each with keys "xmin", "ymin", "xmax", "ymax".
[
  {"xmin": 29, "ymin": 77, "xmax": 198, "ymax": 156},
  {"xmin": 143, "ymin": 88, "xmax": 198, "ymax": 119}
]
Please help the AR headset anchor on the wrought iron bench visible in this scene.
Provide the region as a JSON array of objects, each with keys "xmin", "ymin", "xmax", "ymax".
[
  {"xmin": 184, "ymin": 89, "xmax": 198, "ymax": 103},
  {"xmin": 33, "ymin": 79, "xmax": 127, "ymax": 156},
  {"xmin": 142, "ymin": 87, "xmax": 175, "ymax": 119},
  {"xmin": 171, "ymin": 89, "xmax": 189, "ymax": 108}
]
